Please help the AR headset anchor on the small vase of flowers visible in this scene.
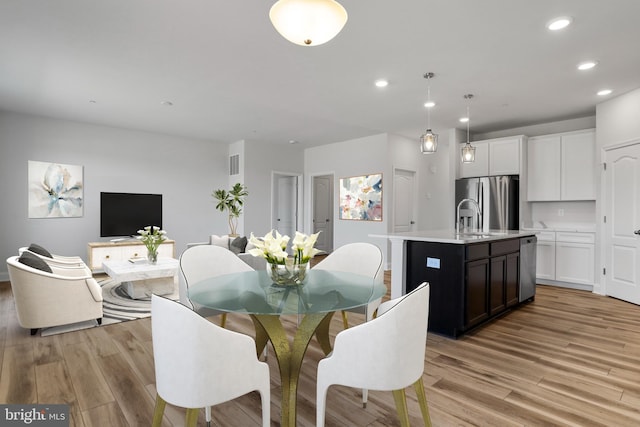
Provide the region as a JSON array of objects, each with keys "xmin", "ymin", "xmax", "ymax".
[
  {"xmin": 136, "ymin": 225, "xmax": 167, "ymax": 264},
  {"xmin": 248, "ymin": 230, "xmax": 322, "ymax": 286}
]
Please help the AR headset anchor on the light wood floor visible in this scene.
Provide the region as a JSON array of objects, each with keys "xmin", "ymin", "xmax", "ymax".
[{"xmin": 2, "ymin": 273, "xmax": 640, "ymax": 426}]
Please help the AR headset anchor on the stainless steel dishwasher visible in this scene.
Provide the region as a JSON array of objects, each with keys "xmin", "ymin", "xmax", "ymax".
[{"xmin": 519, "ymin": 236, "xmax": 537, "ymax": 302}]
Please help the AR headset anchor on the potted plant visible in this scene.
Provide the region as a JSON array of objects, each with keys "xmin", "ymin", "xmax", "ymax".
[{"xmin": 212, "ymin": 183, "xmax": 248, "ymax": 237}]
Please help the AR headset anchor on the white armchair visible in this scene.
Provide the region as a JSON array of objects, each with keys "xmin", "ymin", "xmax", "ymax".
[
  {"xmin": 6, "ymin": 255, "xmax": 103, "ymax": 335},
  {"xmin": 19, "ymin": 244, "xmax": 88, "ymax": 269}
]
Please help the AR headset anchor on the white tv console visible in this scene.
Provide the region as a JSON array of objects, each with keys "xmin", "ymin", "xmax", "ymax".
[{"xmin": 87, "ymin": 239, "xmax": 176, "ymax": 272}]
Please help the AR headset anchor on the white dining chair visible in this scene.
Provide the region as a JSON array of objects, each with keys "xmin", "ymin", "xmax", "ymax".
[
  {"xmin": 151, "ymin": 295, "xmax": 270, "ymax": 427},
  {"xmin": 316, "ymin": 282, "xmax": 432, "ymax": 427},
  {"xmin": 179, "ymin": 244, "xmax": 253, "ymax": 327},
  {"xmin": 312, "ymin": 242, "xmax": 384, "ymax": 405},
  {"xmin": 311, "ymin": 242, "xmax": 384, "ymax": 328}
]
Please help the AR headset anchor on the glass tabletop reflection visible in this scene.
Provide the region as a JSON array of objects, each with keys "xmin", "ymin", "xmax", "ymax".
[{"xmin": 188, "ymin": 269, "xmax": 386, "ymax": 316}]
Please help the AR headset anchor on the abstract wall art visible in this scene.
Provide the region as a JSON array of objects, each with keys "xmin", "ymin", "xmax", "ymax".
[
  {"xmin": 339, "ymin": 173, "xmax": 382, "ymax": 221},
  {"xmin": 28, "ymin": 160, "xmax": 84, "ymax": 218}
]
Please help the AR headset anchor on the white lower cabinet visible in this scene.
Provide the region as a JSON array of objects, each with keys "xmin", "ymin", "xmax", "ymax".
[
  {"xmin": 535, "ymin": 241, "xmax": 556, "ymax": 280},
  {"xmin": 555, "ymin": 242, "xmax": 595, "ymax": 285},
  {"xmin": 533, "ymin": 231, "xmax": 595, "ymax": 288}
]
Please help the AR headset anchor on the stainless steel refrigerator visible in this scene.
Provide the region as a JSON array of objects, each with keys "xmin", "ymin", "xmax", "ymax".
[{"xmin": 455, "ymin": 175, "xmax": 519, "ymax": 231}]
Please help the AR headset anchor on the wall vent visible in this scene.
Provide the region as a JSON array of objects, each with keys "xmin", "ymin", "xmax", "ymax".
[{"xmin": 229, "ymin": 154, "xmax": 240, "ymax": 176}]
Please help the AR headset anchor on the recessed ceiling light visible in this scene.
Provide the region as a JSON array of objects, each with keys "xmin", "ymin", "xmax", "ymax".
[
  {"xmin": 424, "ymin": 101, "xmax": 435, "ymax": 108},
  {"xmin": 577, "ymin": 61, "xmax": 598, "ymax": 71},
  {"xmin": 459, "ymin": 117, "xmax": 469, "ymax": 123},
  {"xmin": 597, "ymin": 89, "xmax": 613, "ymax": 96},
  {"xmin": 547, "ymin": 16, "xmax": 573, "ymax": 31},
  {"xmin": 289, "ymin": 139, "xmax": 299, "ymax": 144},
  {"xmin": 375, "ymin": 79, "xmax": 388, "ymax": 88}
]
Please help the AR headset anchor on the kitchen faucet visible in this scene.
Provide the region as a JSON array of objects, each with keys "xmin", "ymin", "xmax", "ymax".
[{"xmin": 456, "ymin": 198, "xmax": 481, "ymax": 233}]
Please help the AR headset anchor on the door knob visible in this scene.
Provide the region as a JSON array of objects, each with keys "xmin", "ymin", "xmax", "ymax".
[{"xmin": 634, "ymin": 229, "xmax": 640, "ymax": 235}]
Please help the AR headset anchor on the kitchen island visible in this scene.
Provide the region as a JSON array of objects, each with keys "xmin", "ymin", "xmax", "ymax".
[{"xmin": 373, "ymin": 229, "xmax": 537, "ymax": 338}]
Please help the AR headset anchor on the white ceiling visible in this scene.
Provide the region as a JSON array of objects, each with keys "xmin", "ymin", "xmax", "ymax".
[{"xmin": 1, "ymin": 0, "xmax": 639, "ymax": 147}]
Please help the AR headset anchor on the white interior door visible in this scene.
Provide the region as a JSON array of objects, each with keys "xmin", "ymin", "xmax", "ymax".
[
  {"xmin": 313, "ymin": 175, "xmax": 333, "ymax": 253},
  {"xmin": 274, "ymin": 175, "xmax": 297, "ymax": 238},
  {"xmin": 393, "ymin": 169, "xmax": 416, "ymax": 232},
  {"xmin": 604, "ymin": 142, "xmax": 640, "ymax": 304}
]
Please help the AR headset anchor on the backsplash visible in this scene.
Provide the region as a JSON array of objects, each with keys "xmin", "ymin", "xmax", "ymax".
[{"xmin": 527, "ymin": 200, "xmax": 596, "ymax": 228}]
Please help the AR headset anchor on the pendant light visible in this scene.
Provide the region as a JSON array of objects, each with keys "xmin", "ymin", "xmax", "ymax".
[
  {"xmin": 269, "ymin": 0, "xmax": 348, "ymax": 46},
  {"xmin": 419, "ymin": 72, "xmax": 438, "ymax": 154},
  {"xmin": 461, "ymin": 94, "xmax": 475, "ymax": 163}
]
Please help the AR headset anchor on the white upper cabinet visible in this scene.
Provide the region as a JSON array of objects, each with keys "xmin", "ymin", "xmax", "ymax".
[
  {"xmin": 527, "ymin": 129, "xmax": 595, "ymax": 201},
  {"xmin": 527, "ymin": 135, "xmax": 561, "ymax": 200},
  {"xmin": 459, "ymin": 136, "xmax": 523, "ymax": 178},
  {"xmin": 489, "ymin": 137, "xmax": 521, "ymax": 176},
  {"xmin": 561, "ymin": 131, "xmax": 596, "ymax": 200}
]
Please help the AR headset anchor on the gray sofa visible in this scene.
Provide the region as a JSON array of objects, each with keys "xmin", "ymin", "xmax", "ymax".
[{"xmin": 185, "ymin": 234, "xmax": 266, "ymax": 271}]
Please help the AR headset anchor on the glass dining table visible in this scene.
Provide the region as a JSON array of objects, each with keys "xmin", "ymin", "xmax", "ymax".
[{"xmin": 189, "ymin": 269, "xmax": 387, "ymax": 427}]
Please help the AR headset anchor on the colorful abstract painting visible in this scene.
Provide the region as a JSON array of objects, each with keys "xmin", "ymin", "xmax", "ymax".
[
  {"xmin": 28, "ymin": 160, "xmax": 84, "ymax": 218},
  {"xmin": 339, "ymin": 173, "xmax": 382, "ymax": 221}
]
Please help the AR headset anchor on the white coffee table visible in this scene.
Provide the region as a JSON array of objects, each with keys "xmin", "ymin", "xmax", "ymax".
[{"xmin": 102, "ymin": 258, "xmax": 179, "ymax": 299}]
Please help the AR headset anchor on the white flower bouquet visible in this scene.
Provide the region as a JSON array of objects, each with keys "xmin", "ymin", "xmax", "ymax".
[{"xmin": 248, "ymin": 230, "xmax": 322, "ymax": 285}]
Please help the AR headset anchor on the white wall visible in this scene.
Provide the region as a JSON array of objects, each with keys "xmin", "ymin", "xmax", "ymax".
[
  {"xmin": 243, "ymin": 140, "xmax": 304, "ymax": 237},
  {"xmin": 594, "ymin": 87, "xmax": 640, "ymax": 294},
  {"xmin": 0, "ymin": 112, "xmax": 229, "ymax": 280},
  {"xmin": 303, "ymin": 132, "xmax": 453, "ymax": 268},
  {"xmin": 474, "ymin": 116, "xmax": 596, "ymax": 140},
  {"xmin": 388, "ymin": 133, "xmax": 452, "ymax": 230},
  {"xmin": 304, "ymin": 134, "xmax": 391, "ymax": 264},
  {"xmin": 596, "ymin": 88, "xmax": 640, "ymax": 147}
]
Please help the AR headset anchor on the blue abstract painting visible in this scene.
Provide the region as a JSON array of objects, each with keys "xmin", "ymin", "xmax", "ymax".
[{"xmin": 28, "ymin": 160, "xmax": 84, "ymax": 218}]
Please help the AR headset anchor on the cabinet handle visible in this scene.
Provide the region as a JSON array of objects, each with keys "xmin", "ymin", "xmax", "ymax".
[
  {"xmin": 634, "ymin": 229, "xmax": 640, "ymax": 235},
  {"xmin": 105, "ymin": 255, "xmax": 110, "ymax": 259}
]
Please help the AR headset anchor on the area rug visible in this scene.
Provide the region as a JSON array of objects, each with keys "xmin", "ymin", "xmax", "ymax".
[{"xmin": 40, "ymin": 277, "xmax": 179, "ymax": 336}]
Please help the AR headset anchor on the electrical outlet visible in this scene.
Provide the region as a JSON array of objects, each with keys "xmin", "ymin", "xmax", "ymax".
[{"xmin": 558, "ymin": 209, "xmax": 565, "ymax": 217}]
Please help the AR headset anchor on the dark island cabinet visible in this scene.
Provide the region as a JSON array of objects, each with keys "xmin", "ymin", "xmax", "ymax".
[{"xmin": 406, "ymin": 237, "xmax": 521, "ymax": 338}]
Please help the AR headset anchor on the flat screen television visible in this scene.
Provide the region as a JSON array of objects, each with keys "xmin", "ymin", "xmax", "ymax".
[{"xmin": 100, "ymin": 192, "xmax": 163, "ymax": 237}]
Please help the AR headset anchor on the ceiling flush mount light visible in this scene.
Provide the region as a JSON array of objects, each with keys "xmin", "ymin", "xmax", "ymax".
[
  {"xmin": 597, "ymin": 89, "xmax": 613, "ymax": 96},
  {"xmin": 547, "ymin": 16, "xmax": 573, "ymax": 31},
  {"xmin": 375, "ymin": 79, "xmax": 389, "ymax": 88},
  {"xmin": 269, "ymin": 0, "xmax": 348, "ymax": 46},
  {"xmin": 461, "ymin": 94, "xmax": 475, "ymax": 163},
  {"xmin": 420, "ymin": 72, "xmax": 438, "ymax": 154},
  {"xmin": 577, "ymin": 61, "xmax": 598, "ymax": 71}
]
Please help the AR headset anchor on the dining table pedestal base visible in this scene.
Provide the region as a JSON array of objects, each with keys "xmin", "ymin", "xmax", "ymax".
[{"xmin": 251, "ymin": 312, "xmax": 335, "ymax": 427}]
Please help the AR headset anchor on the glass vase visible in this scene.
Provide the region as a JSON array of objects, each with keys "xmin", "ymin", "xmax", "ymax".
[
  {"xmin": 268, "ymin": 259, "xmax": 308, "ymax": 286},
  {"xmin": 147, "ymin": 249, "xmax": 158, "ymax": 264}
]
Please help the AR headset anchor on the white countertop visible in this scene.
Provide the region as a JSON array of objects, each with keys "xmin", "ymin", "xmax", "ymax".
[{"xmin": 370, "ymin": 229, "xmax": 536, "ymax": 244}]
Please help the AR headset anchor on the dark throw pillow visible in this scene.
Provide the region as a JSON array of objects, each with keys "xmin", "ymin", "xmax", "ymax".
[
  {"xmin": 18, "ymin": 251, "xmax": 53, "ymax": 273},
  {"xmin": 28, "ymin": 243, "xmax": 53, "ymax": 259},
  {"xmin": 230, "ymin": 236, "xmax": 248, "ymax": 254}
]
